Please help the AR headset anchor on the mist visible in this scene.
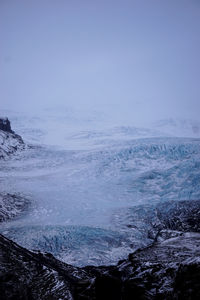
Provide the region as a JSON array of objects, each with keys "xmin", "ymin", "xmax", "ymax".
[{"xmin": 0, "ymin": 0, "xmax": 200, "ymax": 124}]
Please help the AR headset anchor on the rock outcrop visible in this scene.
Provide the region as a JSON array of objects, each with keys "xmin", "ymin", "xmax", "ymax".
[
  {"xmin": 0, "ymin": 117, "xmax": 24, "ymax": 159},
  {"xmin": 0, "ymin": 119, "xmax": 28, "ymax": 221},
  {"xmin": 0, "ymin": 117, "xmax": 14, "ymax": 134}
]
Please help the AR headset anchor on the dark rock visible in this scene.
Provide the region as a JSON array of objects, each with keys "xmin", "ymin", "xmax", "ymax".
[
  {"xmin": 156, "ymin": 200, "xmax": 200, "ymax": 233},
  {"xmin": 0, "ymin": 118, "xmax": 24, "ymax": 159},
  {"xmin": 1, "ymin": 229, "xmax": 200, "ymax": 299},
  {"xmin": 95, "ymin": 275, "xmax": 122, "ymax": 300},
  {"xmin": 0, "ymin": 234, "xmax": 92, "ymax": 300},
  {"xmin": 112, "ymin": 200, "xmax": 200, "ymax": 242},
  {"xmin": 119, "ymin": 231, "xmax": 200, "ymax": 299},
  {"xmin": 0, "ymin": 118, "xmax": 14, "ymax": 133},
  {"xmin": 174, "ymin": 263, "xmax": 200, "ymax": 300}
]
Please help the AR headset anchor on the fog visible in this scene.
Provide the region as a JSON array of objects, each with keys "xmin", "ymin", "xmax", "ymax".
[{"xmin": 0, "ymin": 0, "xmax": 200, "ymax": 123}]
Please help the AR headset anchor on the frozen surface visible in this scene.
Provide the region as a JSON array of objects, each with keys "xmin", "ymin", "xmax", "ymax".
[{"xmin": 0, "ymin": 110, "xmax": 200, "ymax": 266}]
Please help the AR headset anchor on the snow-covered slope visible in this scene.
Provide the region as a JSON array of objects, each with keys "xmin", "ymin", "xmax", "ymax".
[
  {"xmin": 0, "ymin": 130, "xmax": 24, "ymax": 159},
  {"xmin": 0, "ymin": 118, "xmax": 28, "ymax": 221},
  {"xmin": 0, "ymin": 117, "xmax": 25, "ymax": 159}
]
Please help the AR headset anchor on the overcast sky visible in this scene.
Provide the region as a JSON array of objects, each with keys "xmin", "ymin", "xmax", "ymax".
[{"xmin": 0, "ymin": 0, "xmax": 200, "ymax": 122}]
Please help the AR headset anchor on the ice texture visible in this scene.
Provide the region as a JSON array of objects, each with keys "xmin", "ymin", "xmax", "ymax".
[{"xmin": 0, "ymin": 112, "xmax": 200, "ymax": 266}]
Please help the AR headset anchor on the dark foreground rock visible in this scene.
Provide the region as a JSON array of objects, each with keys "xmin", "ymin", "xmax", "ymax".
[
  {"xmin": 117, "ymin": 231, "xmax": 200, "ymax": 300},
  {"xmin": 0, "ymin": 118, "xmax": 14, "ymax": 134},
  {"xmin": 0, "ymin": 234, "xmax": 77, "ymax": 300},
  {"xmin": 0, "ymin": 200, "xmax": 200, "ymax": 299},
  {"xmin": 0, "ymin": 230, "xmax": 200, "ymax": 300}
]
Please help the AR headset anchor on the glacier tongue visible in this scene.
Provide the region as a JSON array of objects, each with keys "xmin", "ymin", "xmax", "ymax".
[
  {"xmin": 0, "ymin": 113, "xmax": 200, "ymax": 266},
  {"xmin": 1, "ymin": 134, "xmax": 200, "ymax": 266}
]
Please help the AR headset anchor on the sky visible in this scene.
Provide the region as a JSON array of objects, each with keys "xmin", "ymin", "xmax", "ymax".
[{"xmin": 0, "ymin": 0, "xmax": 200, "ymax": 123}]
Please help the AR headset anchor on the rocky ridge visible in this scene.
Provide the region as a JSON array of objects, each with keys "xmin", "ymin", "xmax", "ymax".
[
  {"xmin": 0, "ymin": 117, "xmax": 25, "ymax": 159},
  {"xmin": 0, "ymin": 118, "xmax": 14, "ymax": 134},
  {"xmin": 0, "ymin": 118, "xmax": 29, "ymax": 222}
]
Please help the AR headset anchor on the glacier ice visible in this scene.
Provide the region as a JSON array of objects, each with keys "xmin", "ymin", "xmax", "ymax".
[{"xmin": 0, "ymin": 113, "xmax": 200, "ymax": 266}]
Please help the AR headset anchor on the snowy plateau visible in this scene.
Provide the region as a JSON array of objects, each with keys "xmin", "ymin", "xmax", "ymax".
[{"xmin": 0, "ymin": 110, "xmax": 200, "ymax": 299}]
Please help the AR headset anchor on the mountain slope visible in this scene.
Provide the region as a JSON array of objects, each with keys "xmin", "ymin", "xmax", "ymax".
[
  {"xmin": 0, "ymin": 117, "xmax": 25, "ymax": 159},
  {"xmin": 0, "ymin": 118, "xmax": 28, "ymax": 221}
]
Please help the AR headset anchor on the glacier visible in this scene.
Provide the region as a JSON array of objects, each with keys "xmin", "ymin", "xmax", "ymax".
[{"xmin": 0, "ymin": 111, "xmax": 200, "ymax": 266}]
